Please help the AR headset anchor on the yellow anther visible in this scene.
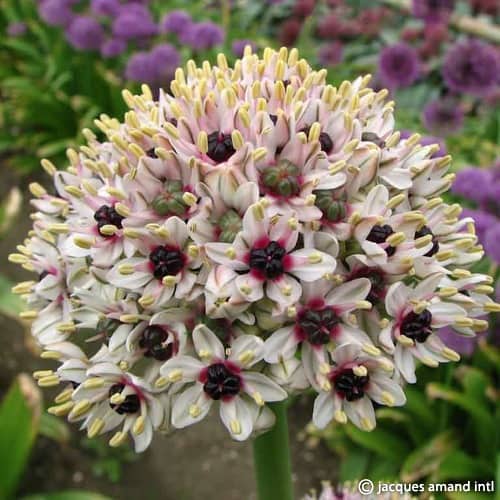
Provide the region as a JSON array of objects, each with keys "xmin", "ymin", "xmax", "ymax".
[
  {"xmin": 356, "ymin": 300, "xmax": 372, "ymax": 310},
  {"xmin": 253, "ymin": 147, "xmax": 267, "ymax": 161},
  {"xmin": 360, "ymin": 418, "xmax": 375, "ymax": 431},
  {"xmin": 362, "ymin": 343, "xmax": 381, "ymax": 356},
  {"xmin": 74, "ymin": 236, "xmax": 95, "ymax": 249},
  {"xmin": 308, "ymin": 252, "xmax": 323, "ymax": 264},
  {"xmin": 118, "ymin": 264, "xmax": 135, "ymax": 275},
  {"xmin": 189, "ymin": 404, "xmax": 201, "ymax": 418},
  {"xmin": 12, "ymin": 281, "xmax": 35, "ymax": 294},
  {"xmin": 138, "ymin": 295, "xmax": 155, "ymax": 308},
  {"xmin": 378, "ymin": 358, "xmax": 394, "ymax": 372},
  {"xmin": 381, "ymin": 391, "xmax": 395, "ymax": 406},
  {"xmin": 99, "ymin": 224, "xmax": 119, "ymax": 236},
  {"xmin": 308, "ymin": 122, "xmax": 321, "ymax": 142},
  {"xmin": 162, "ymin": 276, "xmax": 177, "ymax": 287},
  {"xmin": 352, "ymin": 365, "xmax": 368, "ymax": 377},
  {"xmin": 437, "ymin": 287, "xmax": 458, "ymax": 298},
  {"xmin": 238, "ymin": 350, "xmax": 255, "ymax": 366},
  {"xmin": 70, "ymin": 399, "xmax": 92, "ymax": 418},
  {"xmin": 197, "ymin": 131, "xmax": 208, "ymax": 154},
  {"xmin": 48, "ymin": 401, "xmax": 74, "ymax": 417},
  {"xmin": 287, "ymin": 306, "xmax": 297, "ymax": 318},
  {"xmin": 397, "ymin": 335, "xmax": 415, "ymax": 347},
  {"xmin": 40, "ymin": 158, "xmax": 57, "ymax": 176},
  {"xmin": 54, "ymin": 388, "xmax": 74, "ymax": 404},
  {"xmin": 454, "ymin": 317, "xmax": 474, "ymax": 327},
  {"xmin": 230, "ymin": 419, "xmax": 242, "ymax": 435},
  {"xmin": 421, "ymin": 357, "xmax": 439, "ymax": 368},
  {"xmin": 231, "ymin": 130, "xmax": 244, "ymax": 149},
  {"xmin": 86, "ymin": 419, "xmax": 105, "ymax": 440},
  {"xmin": 109, "ymin": 393, "xmax": 125, "ymax": 405},
  {"xmin": 19, "ymin": 310, "xmax": 38, "ymax": 320},
  {"xmin": 442, "ymin": 347, "xmax": 460, "ymax": 362},
  {"xmin": 484, "ymin": 302, "xmax": 500, "ymax": 313},
  {"xmin": 40, "ymin": 351, "xmax": 62, "ymax": 360},
  {"xmin": 29, "ymin": 182, "xmax": 46, "ymax": 198},
  {"xmin": 132, "ymin": 416, "xmax": 145, "ymax": 436},
  {"xmin": 155, "ymin": 377, "xmax": 169, "ymax": 389},
  {"xmin": 252, "ymin": 203, "xmax": 265, "ymax": 221},
  {"xmin": 119, "ymin": 314, "xmax": 140, "ymax": 323},
  {"xmin": 164, "ymin": 121, "xmax": 180, "ymax": 139},
  {"xmin": 253, "ymin": 392, "xmax": 265, "ymax": 406},
  {"xmin": 82, "ymin": 378, "xmax": 104, "ymax": 389},
  {"xmin": 334, "ymin": 410, "xmax": 347, "ymax": 424},
  {"xmin": 48, "ymin": 223, "xmax": 70, "ymax": 234},
  {"xmin": 386, "ymin": 194, "xmax": 405, "ymax": 209},
  {"xmin": 56, "ymin": 322, "xmax": 76, "ymax": 333},
  {"xmin": 474, "ymin": 285, "xmax": 494, "ymax": 295},
  {"xmin": 168, "ymin": 369, "xmax": 183, "ymax": 382},
  {"xmin": 109, "ymin": 431, "xmax": 127, "ymax": 448},
  {"xmin": 415, "ymin": 234, "xmax": 433, "ymax": 249},
  {"xmin": 240, "ymin": 284, "xmax": 252, "ymax": 295}
]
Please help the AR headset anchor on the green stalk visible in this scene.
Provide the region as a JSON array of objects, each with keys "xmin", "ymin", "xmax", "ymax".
[{"xmin": 253, "ymin": 401, "xmax": 294, "ymax": 500}]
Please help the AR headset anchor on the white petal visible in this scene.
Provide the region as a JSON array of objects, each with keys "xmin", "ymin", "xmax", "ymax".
[
  {"xmin": 193, "ymin": 324, "xmax": 225, "ymax": 361},
  {"xmin": 385, "ymin": 282, "xmax": 409, "ymax": 318},
  {"xmin": 243, "ymin": 372, "xmax": 288, "ymax": 402},
  {"xmin": 229, "ymin": 334, "xmax": 265, "ymax": 367},
  {"xmin": 264, "ymin": 326, "xmax": 298, "ymax": 363},
  {"xmin": 289, "ymin": 249, "xmax": 336, "ymax": 282},
  {"xmin": 219, "ymin": 396, "xmax": 253, "ymax": 441},
  {"xmin": 312, "ymin": 392, "xmax": 335, "ymax": 429},
  {"xmin": 160, "ymin": 355, "xmax": 204, "ymax": 382},
  {"xmin": 325, "ymin": 278, "xmax": 371, "ymax": 310},
  {"xmin": 171, "ymin": 383, "xmax": 211, "ymax": 429},
  {"xmin": 331, "ymin": 343, "xmax": 362, "ymax": 365}
]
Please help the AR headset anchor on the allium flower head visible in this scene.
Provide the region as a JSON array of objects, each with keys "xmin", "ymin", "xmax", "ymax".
[
  {"xmin": 39, "ymin": 0, "xmax": 75, "ymax": 27},
  {"xmin": 412, "ymin": 0, "xmax": 455, "ymax": 24},
  {"xmin": 66, "ymin": 16, "xmax": 105, "ymax": 51},
  {"xmin": 378, "ymin": 43, "xmax": 420, "ymax": 89},
  {"xmin": 100, "ymin": 38, "xmax": 127, "ymax": 58},
  {"xmin": 160, "ymin": 10, "xmax": 192, "ymax": 35},
  {"xmin": 181, "ymin": 21, "xmax": 225, "ymax": 50},
  {"xmin": 112, "ymin": 4, "xmax": 158, "ymax": 40},
  {"xmin": 442, "ymin": 39, "xmax": 499, "ymax": 97},
  {"xmin": 13, "ymin": 47, "xmax": 496, "ymax": 451},
  {"xmin": 318, "ymin": 42, "xmax": 343, "ymax": 67},
  {"xmin": 91, "ymin": 0, "xmax": 121, "ymax": 17},
  {"xmin": 422, "ymin": 99, "xmax": 464, "ymax": 136}
]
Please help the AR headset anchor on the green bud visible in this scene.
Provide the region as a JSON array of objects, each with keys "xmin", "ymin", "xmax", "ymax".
[
  {"xmin": 165, "ymin": 179, "xmax": 183, "ymax": 193},
  {"xmin": 262, "ymin": 168, "xmax": 279, "ymax": 188}
]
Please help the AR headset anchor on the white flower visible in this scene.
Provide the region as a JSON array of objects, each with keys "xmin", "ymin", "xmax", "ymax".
[
  {"xmin": 160, "ymin": 325, "xmax": 286, "ymax": 440},
  {"xmin": 312, "ymin": 343, "xmax": 405, "ymax": 431}
]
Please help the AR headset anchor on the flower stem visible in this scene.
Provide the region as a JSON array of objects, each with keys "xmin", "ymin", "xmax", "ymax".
[{"xmin": 253, "ymin": 401, "xmax": 294, "ymax": 500}]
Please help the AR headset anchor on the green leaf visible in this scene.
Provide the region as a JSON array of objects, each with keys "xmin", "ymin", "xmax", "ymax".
[
  {"xmin": 345, "ymin": 424, "xmax": 411, "ymax": 461},
  {"xmin": 21, "ymin": 492, "xmax": 112, "ymax": 500},
  {"xmin": 401, "ymin": 431, "xmax": 458, "ymax": 482},
  {"xmin": 0, "ymin": 274, "xmax": 25, "ymax": 319},
  {"xmin": 434, "ymin": 450, "xmax": 493, "ymax": 482},
  {"xmin": 39, "ymin": 413, "xmax": 71, "ymax": 444},
  {"xmin": 339, "ymin": 448, "xmax": 370, "ymax": 482},
  {"xmin": 0, "ymin": 376, "xmax": 40, "ymax": 499}
]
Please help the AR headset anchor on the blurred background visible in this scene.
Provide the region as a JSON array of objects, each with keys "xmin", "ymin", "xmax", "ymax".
[{"xmin": 0, "ymin": 0, "xmax": 498, "ymax": 499}]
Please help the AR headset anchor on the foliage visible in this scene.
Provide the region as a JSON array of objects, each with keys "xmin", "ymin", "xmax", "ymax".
[{"xmin": 0, "ymin": 376, "xmax": 111, "ymax": 500}]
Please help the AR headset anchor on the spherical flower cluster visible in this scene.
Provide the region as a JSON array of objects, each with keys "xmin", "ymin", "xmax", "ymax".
[
  {"xmin": 422, "ymin": 99, "xmax": 464, "ymax": 136},
  {"xmin": 12, "ymin": 48, "xmax": 497, "ymax": 452},
  {"xmin": 452, "ymin": 160, "xmax": 500, "ymax": 264},
  {"xmin": 412, "ymin": 0, "xmax": 455, "ymax": 25},
  {"xmin": 378, "ymin": 43, "xmax": 421, "ymax": 89},
  {"xmin": 442, "ymin": 39, "xmax": 499, "ymax": 97}
]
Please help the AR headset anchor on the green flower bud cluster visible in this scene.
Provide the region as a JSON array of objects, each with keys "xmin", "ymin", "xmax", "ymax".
[
  {"xmin": 218, "ymin": 209, "xmax": 243, "ymax": 243},
  {"xmin": 262, "ymin": 160, "xmax": 300, "ymax": 198},
  {"xmin": 152, "ymin": 180, "xmax": 187, "ymax": 216},
  {"xmin": 314, "ymin": 190, "xmax": 347, "ymax": 222}
]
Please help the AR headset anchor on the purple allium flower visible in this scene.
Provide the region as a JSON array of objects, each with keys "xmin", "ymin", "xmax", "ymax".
[
  {"xmin": 90, "ymin": 0, "xmax": 121, "ymax": 17},
  {"xmin": 437, "ymin": 326, "xmax": 480, "ymax": 356},
  {"xmin": 38, "ymin": 0, "xmax": 74, "ymax": 27},
  {"xmin": 7, "ymin": 22, "xmax": 27, "ymax": 37},
  {"xmin": 442, "ymin": 40, "xmax": 499, "ymax": 97},
  {"xmin": 317, "ymin": 42, "xmax": 343, "ymax": 67},
  {"xmin": 378, "ymin": 43, "xmax": 420, "ymax": 89},
  {"xmin": 100, "ymin": 38, "xmax": 127, "ymax": 58},
  {"xmin": 112, "ymin": 4, "xmax": 158, "ymax": 40},
  {"xmin": 422, "ymin": 99, "xmax": 464, "ymax": 136},
  {"xmin": 460, "ymin": 208, "xmax": 497, "ymax": 244},
  {"xmin": 66, "ymin": 16, "xmax": 104, "ymax": 51},
  {"xmin": 160, "ymin": 10, "xmax": 192, "ymax": 35},
  {"xmin": 149, "ymin": 43, "xmax": 180, "ymax": 82},
  {"xmin": 483, "ymin": 222, "xmax": 500, "ymax": 264},
  {"xmin": 452, "ymin": 168, "xmax": 492, "ymax": 204},
  {"xmin": 181, "ymin": 21, "xmax": 224, "ymax": 50},
  {"xmin": 412, "ymin": 0, "xmax": 455, "ymax": 24},
  {"xmin": 125, "ymin": 51, "xmax": 157, "ymax": 84},
  {"xmin": 232, "ymin": 39, "xmax": 257, "ymax": 58}
]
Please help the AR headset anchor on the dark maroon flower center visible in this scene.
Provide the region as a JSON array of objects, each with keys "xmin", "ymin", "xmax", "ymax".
[
  {"xmin": 361, "ymin": 132, "xmax": 386, "ymax": 148},
  {"xmin": 333, "ymin": 368, "xmax": 369, "ymax": 401},
  {"xmin": 249, "ymin": 241, "xmax": 286, "ymax": 279},
  {"xmin": 108, "ymin": 384, "xmax": 140, "ymax": 414},
  {"xmin": 400, "ymin": 309, "xmax": 433, "ymax": 343},
  {"xmin": 94, "ymin": 205, "xmax": 124, "ymax": 237},
  {"xmin": 415, "ymin": 225, "xmax": 439, "ymax": 257},
  {"xmin": 297, "ymin": 308, "xmax": 340, "ymax": 345},
  {"xmin": 300, "ymin": 126, "xmax": 334, "ymax": 154},
  {"xmin": 149, "ymin": 245, "xmax": 185, "ymax": 279},
  {"xmin": 139, "ymin": 325, "xmax": 173, "ymax": 361},
  {"xmin": 146, "ymin": 148, "xmax": 158, "ymax": 158},
  {"xmin": 203, "ymin": 363, "xmax": 241, "ymax": 400},
  {"xmin": 207, "ymin": 131, "xmax": 236, "ymax": 163},
  {"xmin": 367, "ymin": 224, "xmax": 396, "ymax": 256}
]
